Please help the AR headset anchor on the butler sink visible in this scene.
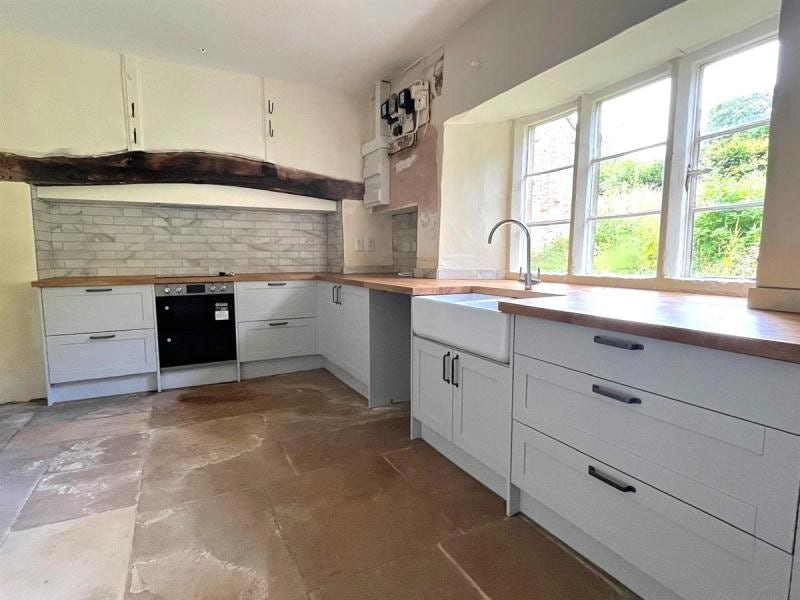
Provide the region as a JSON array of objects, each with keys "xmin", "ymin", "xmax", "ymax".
[{"xmin": 411, "ymin": 294, "xmax": 514, "ymax": 362}]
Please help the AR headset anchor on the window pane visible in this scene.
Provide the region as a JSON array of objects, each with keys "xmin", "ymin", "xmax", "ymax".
[
  {"xmin": 528, "ymin": 112, "xmax": 578, "ymax": 173},
  {"xmin": 699, "ymin": 41, "xmax": 779, "ymax": 135},
  {"xmin": 590, "ymin": 214, "xmax": 660, "ymax": 276},
  {"xmin": 526, "ymin": 168, "xmax": 573, "ymax": 223},
  {"xmin": 595, "ymin": 145, "xmax": 665, "ymax": 216},
  {"xmin": 690, "ymin": 207, "xmax": 763, "ymax": 278},
  {"xmin": 695, "ymin": 125, "xmax": 769, "ymax": 208},
  {"xmin": 598, "ymin": 78, "xmax": 671, "ymax": 157},
  {"xmin": 531, "ymin": 223, "xmax": 570, "ymax": 274}
]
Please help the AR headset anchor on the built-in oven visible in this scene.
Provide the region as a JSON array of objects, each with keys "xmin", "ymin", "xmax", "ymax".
[{"xmin": 155, "ymin": 282, "xmax": 236, "ymax": 368}]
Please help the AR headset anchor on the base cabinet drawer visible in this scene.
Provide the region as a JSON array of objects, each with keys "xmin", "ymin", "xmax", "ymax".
[
  {"xmin": 514, "ymin": 354, "xmax": 800, "ymax": 552},
  {"xmin": 238, "ymin": 318, "xmax": 316, "ymax": 363},
  {"xmin": 512, "ymin": 422, "xmax": 792, "ymax": 600},
  {"xmin": 47, "ymin": 329, "xmax": 157, "ymax": 384},
  {"xmin": 236, "ymin": 281, "xmax": 316, "ymax": 322},
  {"xmin": 514, "ymin": 317, "xmax": 800, "ymax": 435},
  {"xmin": 42, "ymin": 285, "xmax": 154, "ymax": 335}
]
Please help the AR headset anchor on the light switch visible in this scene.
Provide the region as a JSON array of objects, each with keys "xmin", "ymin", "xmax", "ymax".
[
  {"xmin": 355, "ymin": 238, "xmax": 365, "ymax": 252},
  {"xmin": 367, "ymin": 238, "xmax": 376, "ymax": 252}
]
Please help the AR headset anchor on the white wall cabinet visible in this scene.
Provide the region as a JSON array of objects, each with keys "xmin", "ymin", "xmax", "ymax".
[
  {"xmin": 137, "ymin": 58, "xmax": 266, "ymax": 160},
  {"xmin": 0, "ymin": 33, "xmax": 128, "ymax": 155},
  {"xmin": 265, "ymin": 78, "xmax": 364, "ymax": 180},
  {"xmin": 412, "ymin": 335, "xmax": 511, "ymax": 474}
]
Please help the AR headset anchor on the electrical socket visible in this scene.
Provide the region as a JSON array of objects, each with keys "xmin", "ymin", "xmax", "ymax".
[
  {"xmin": 367, "ymin": 238, "xmax": 376, "ymax": 252},
  {"xmin": 355, "ymin": 238, "xmax": 365, "ymax": 252}
]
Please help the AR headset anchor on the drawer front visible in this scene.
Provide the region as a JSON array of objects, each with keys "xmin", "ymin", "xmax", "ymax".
[
  {"xmin": 236, "ymin": 281, "xmax": 316, "ymax": 322},
  {"xmin": 42, "ymin": 286, "xmax": 154, "ymax": 335},
  {"xmin": 47, "ymin": 329, "xmax": 157, "ymax": 383},
  {"xmin": 514, "ymin": 316, "xmax": 800, "ymax": 434},
  {"xmin": 237, "ymin": 318, "xmax": 316, "ymax": 363},
  {"xmin": 512, "ymin": 422, "xmax": 792, "ymax": 600},
  {"xmin": 514, "ymin": 355, "xmax": 800, "ymax": 552}
]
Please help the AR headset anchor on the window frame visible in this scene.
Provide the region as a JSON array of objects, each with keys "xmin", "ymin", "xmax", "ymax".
[
  {"xmin": 510, "ymin": 102, "xmax": 578, "ymax": 276},
  {"xmin": 510, "ymin": 19, "xmax": 778, "ymax": 291},
  {"xmin": 680, "ymin": 36, "xmax": 777, "ymax": 278}
]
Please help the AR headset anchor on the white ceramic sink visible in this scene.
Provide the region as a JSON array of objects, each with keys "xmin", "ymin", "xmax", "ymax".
[{"xmin": 412, "ymin": 294, "xmax": 513, "ymax": 362}]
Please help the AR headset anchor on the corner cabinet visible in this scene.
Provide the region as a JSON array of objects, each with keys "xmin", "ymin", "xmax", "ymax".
[
  {"xmin": 317, "ymin": 283, "xmax": 370, "ymax": 393},
  {"xmin": 412, "ymin": 336, "xmax": 511, "ymax": 476}
]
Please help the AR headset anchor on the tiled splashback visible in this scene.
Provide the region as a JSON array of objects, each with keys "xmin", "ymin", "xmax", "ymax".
[
  {"xmin": 392, "ymin": 211, "xmax": 417, "ymax": 274},
  {"xmin": 32, "ymin": 197, "xmax": 335, "ymax": 278}
]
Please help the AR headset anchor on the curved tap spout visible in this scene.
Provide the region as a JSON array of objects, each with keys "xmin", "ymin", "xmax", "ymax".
[{"xmin": 487, "ymin": 219, "xmax": 538, "ymax": 290}]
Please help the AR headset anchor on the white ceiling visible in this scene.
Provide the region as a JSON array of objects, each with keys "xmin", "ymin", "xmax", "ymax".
[{"xmin": 0, "ymin": 0, "xmax": 492, "ymax": 95}]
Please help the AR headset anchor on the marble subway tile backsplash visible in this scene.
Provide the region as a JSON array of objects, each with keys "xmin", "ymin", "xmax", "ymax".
[{"xmin": 33, "ymin": 198, "xmax": 330, "ymax": 278}]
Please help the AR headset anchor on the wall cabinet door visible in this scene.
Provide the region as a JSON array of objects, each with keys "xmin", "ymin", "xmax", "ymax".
[
  {"xmin": 339, "ymin": 285, "xmax": 370, "ymax": 384},
  {"xmin": 138, "ymin": 58, "xmax": 266, "ymax": 160},
  {"xmin": 317, "ymin": 282, "xmax": 341, "ymax": 364},
  {"xmin": 412, "ymin": 337, "xmax": 454, "ymax": 440},
  {"xmin": 452, "ymin": 353, "xmax": 511, "ymax": 474},
  {"xmin": 0, "ymin": 34, "xmax": 128, "ymax": 155},
  {"xmin": 265, "ymin": 78, "xmax": 363, "ymax": 180}
]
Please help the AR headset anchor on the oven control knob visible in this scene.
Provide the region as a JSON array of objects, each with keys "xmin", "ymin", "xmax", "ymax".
[
  {"xmin": 175, "ymin": 286, "xmax": 182, "ymax": 293},
  {"xmin": 220, "ymin": 285, "xmax": 227, "ymax": 291},
  {"xmin": 163, "ymin": 287, "xmax": 171, "ymax": 294},
  {"xmin": 210, "ymin": 285, "xmax": 217, "ymax": 291}
]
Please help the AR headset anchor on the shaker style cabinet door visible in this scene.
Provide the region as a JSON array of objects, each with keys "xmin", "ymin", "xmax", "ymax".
[{"xmin": 412, "ymin": 336, "xmax": 454, "ymax": 441}]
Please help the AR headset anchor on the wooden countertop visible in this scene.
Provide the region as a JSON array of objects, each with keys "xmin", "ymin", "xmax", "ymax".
[
  {"xmin": 31, "ymin": 273, "xmax": 800, "ymax": 363},
  {"xmin": 499, "ymin": 288, "xmax": 800, "ymax": 363}
]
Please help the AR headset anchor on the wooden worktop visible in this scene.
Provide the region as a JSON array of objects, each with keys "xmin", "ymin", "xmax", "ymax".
[
  {"xmin": 31, "ymin": 273, "xmax": 800, "ymax": 363},
  {"xmin": 499, "ymin": 288, "xmax": 800, "ymax": 363}
]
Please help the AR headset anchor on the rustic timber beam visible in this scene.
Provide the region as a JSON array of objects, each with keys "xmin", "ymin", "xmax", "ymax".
[{"xmin": 0, "ymin": 151, "xmax": 364, "ymax": 202}]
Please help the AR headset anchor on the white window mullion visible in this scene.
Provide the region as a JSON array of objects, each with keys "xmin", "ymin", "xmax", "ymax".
[
  {"xmin": 662, "ymin": 57, "xmax": 694, "ymax": 278},
  {"xmin": 570, "ymin": 94, "xmax": 595, "ymax": 275}
]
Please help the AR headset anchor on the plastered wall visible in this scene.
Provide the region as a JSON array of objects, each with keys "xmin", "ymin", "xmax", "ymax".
[
  {"xmin": 0, "ymin": 183, "xmax": 46, "ymax": 404},
  {"xmin": 750, "ymin": 0, "xmax": 800, "ymax": 309},
  {"xmin": 438, "ymin": 121, "xmax": 513, "ymax": 277}
]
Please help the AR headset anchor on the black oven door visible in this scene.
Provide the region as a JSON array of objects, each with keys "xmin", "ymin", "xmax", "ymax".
[{"xmin": 156, "ymin": 294, "xmax": 236, "ymax": 368}]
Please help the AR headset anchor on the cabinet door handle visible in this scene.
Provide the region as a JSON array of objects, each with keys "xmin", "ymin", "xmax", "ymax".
[
  {"xmin": 85, "ymin": 288, "xmax": 112, "ymax": 292},
  {"xmin": 451, "ymin": 354, "xmax": 459, "ymax": 387},
  {"xmin": 442, "ymin": 352, "xmax": 451, "ymax": 384},
  {"xmin": 588, "ymin": 466, "xmax": 636, "ymax": 493},
  {"xmin": 269, "ymin": 321, "xmax": 288, "ymax": 327},
  {"xmin": 268, "ymin": 119, "xmax": 274, "ymax": 138},
  {"xmin": 268, "ymin": 282, "xmax": 287, "ymax": 287},
  {"xmin": 335, "ymin": 285, "xmax": 342, "ymax": 305},
  {"xmin": 593, "ymin": 335, "xmax": 644, "ymax": 351},
  {"xmin": 88, "ymin": 334, "xmax": 116, "ymax": 340},
  {"xmin": 592, "ymin": 384, "xmax": 641, "ymax": 405}
]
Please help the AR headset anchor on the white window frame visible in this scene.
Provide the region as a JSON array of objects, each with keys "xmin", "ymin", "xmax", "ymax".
[
  {"xmin": 510, "ymin": 18, "xmax": 778, "ymax": 291},
  {"xmin": 510, "ymin": 102, "xmax": 578, "ymax": 276},
  {"xmin": 678, "ymin": 33, "xmax": 777, "ymax": 278}
]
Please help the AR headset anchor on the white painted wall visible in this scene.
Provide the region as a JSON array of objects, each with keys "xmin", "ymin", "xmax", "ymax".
[
  {"xmin": 439, "ymin": 0, "xmax": 685, "ymax": 123},
  {"xmin": 0, "ymin": 183, "xmax": 46, "ymax": 404},
  {"xmin": 341, "ymin": 200, "xmax": 393, "ymax": 270},
  {"xmin": 750, "ymin": 0, "xmax": 800, "ymax": 309},
  {"xmin": 438, "ymin": 121, "xmax": 513, "ymax": 277}
]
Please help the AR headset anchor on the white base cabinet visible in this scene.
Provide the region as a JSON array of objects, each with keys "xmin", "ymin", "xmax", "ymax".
[
  {"xmin": 40, "ymin": 285, "xmax": 158, "ymax": 403},
  {"xmin": 511, "ymin": 316, "xmax": 800, "ymax": 600},
  {"xmin": 317, "ymin": 283, "xmax": 370, "ymax": 390},
  {"xmin": 412, "ymin": 335, "xmax": 511, "ymax": 477}
]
